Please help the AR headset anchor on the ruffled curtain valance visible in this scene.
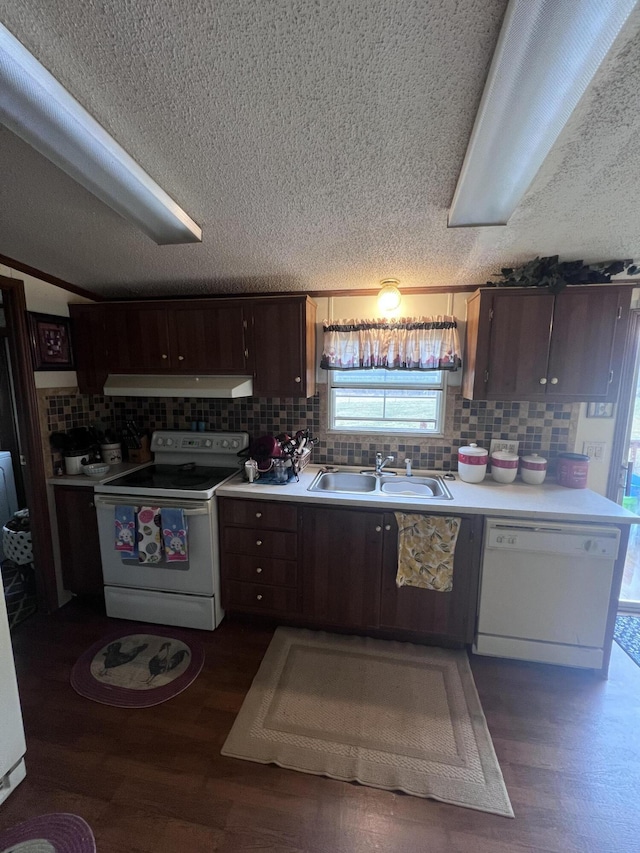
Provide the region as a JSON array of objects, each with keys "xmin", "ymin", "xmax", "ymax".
[{"xmin": 321, "ymin": 316, "xmax": 462, "ymax": 371}]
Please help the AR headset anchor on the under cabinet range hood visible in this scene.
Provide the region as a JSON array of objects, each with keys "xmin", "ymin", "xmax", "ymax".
[{"xmin": 103, "ymin": 375, "xmax": 254, "ymax": 398}]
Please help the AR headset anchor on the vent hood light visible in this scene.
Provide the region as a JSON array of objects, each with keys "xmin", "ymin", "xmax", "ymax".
[{"xmin": 103, "ymin": 375, "xmax": 253, "ymax": 398}]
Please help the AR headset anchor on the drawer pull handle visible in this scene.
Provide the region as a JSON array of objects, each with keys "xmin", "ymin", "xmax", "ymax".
[
  {"xmin": 256, "ymin": 594, "xmax": 263, "ymax": 601},
  {"xmin": 550, "ymin": 377, "xmax": 558, "ymax": 385},
  {"xmin": 375, "ymin": 525, "xmax": 382, "ymax": 532},
  {"xmin": 178, "ymin": 355, "xmax": 185, "ymax": 361},
  {"xmin": 385, "ymin": 524, "xmax": 391, "ymax": 531},
  {"xmin": 255, "ymin": 512, "xmax": 262, "ymax": 518},
  {"xmin": 256, "ymin": 539, "xmax": 262, "ymax": 546},
  {"xmin": 161, "ymin": 353, "xmax": 168, "ymax": 359},
  {"xmin": 256, "ymin": 567, "xmax": 263, "ymax": 573},
  {"xmin": 539, "ymin": 377, "xmax": 547, "ymax": 385},
  {"xmin": 294, "ymin": 376, "xmax": 301, "ymax": 383}
]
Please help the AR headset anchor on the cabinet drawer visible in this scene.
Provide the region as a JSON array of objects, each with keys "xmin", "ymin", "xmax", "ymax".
[
  {"xmin": 221, "ymin": 498, "xmax": 298, "ymax": 531},
  {"xmin": 226, "ymin": 580, "xmax": 298, "ymax": 613},
  {"xmin": 223, "ymin": 553, "xmax": 297, "ymax": 586},
  {"xmin": 222, "ymin": 527, "xmax": 297, "ymax": 559}
]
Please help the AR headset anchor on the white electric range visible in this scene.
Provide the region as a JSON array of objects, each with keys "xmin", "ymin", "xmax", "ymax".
[{"xmin": 94, "ymin": 430, "xmax": 248, "ymax": 630}]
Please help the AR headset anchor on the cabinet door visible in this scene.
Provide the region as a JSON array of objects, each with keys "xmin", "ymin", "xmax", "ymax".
[
  {"xmin": 69, "ymin": 304, "xmax": 107, "ymax": 394},
  {"xmin": 485, "ymin": 291, "xmax": 554, "ymax": 399},
  {"xmin": 379, "ymin": 513, "xmax": 480, "ymax": 644},
  {"xmin": 54, "ymin": 486, "xmax": 103, "ymax": 596},
  {"xmin": 302, "ymin": 507, "xmax": 384, "ymax": 629},
  {"xmin": 546, "ymin": 287, "xmax": 629, "ymax": 401},
  {"xmin": 252, "ymin": 297, "xmax": 316, "ymax": 397},
  {"xmin": 103, "ymin": 304, "xmax": 171, "ymax": 371},
  {"xmin": 170, "ymin": 302, "xmax": 248, "ymax": 372}
]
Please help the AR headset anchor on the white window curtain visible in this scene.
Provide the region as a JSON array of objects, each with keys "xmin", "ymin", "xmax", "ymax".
[{"xmin": 321, "ymin": 316, "xmax": 461, "ymax": 371}]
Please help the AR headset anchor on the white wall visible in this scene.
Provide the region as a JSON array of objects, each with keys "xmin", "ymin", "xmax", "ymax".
[
  {"xmin": 0, "ymin": 262, "xmax": 93, "ymax": 388},
  {"xmin": 573, "ymin": 404, "xmax": 617, "ymax": 495}
]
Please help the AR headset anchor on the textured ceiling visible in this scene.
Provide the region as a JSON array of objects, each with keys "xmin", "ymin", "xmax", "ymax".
[{"xmin": 1, "ymin": 1, "xmax": 640, "ymax": 298}]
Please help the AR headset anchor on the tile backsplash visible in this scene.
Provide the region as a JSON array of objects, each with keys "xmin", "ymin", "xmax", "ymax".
[{"xmin": 39, "ymin": 385, "xmax": 578, "ymax": 476}]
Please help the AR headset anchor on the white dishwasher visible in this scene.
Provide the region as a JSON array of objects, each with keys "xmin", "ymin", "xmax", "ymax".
[{"xmin": 474, "ymin": 519, "xmax": 620, "ymax": 669}]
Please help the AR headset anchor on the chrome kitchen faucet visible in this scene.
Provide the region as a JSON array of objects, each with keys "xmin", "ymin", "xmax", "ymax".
[{"xmin": 360, "ymin": 452, "xmax": 396, "ymax": 476}]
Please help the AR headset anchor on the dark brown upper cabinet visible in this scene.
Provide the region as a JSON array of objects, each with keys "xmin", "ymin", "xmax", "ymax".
[
  {"xmin": 101, "ymin": 300, "xmax": 248, "ymax": 374},
  {"xmin": 69, "ymin": 303, "xmax": 111, "ymax": 394},
  {"xmin": 71, "ymin": 295, "xmax": 317, "ymax": 398},
  {"xmin": 250, "ymin": 296, "xmax": 317, "ymax": 397},
  {"xmin": 462, "ymin": 286, "xmax": 631, "ymax": 402}
]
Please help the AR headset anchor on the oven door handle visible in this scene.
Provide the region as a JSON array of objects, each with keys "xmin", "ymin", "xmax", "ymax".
[{"xmin": 93, "ymin": 496, "xmax": 210, "ymax": 516}]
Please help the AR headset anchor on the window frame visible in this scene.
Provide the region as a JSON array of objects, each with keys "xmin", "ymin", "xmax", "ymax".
[{"xmin": 327, "ymin": 368, "xmax": 447, "ymax": 436}]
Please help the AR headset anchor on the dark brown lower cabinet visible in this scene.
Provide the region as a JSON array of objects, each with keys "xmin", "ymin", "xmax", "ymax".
[
  {"xmin": 301, "ymin": 506, "xmax": 384, "ymax": 630},
  {"xmin": 53, "ymin": 485, "xmax": 104, "ymax": 596},
  {"xmin": 379, "ymin": 512, "xmax": 481, "ymax": 644},
  {"xmin": 219, "ymin": 497, "xmax": 482, "ymax": 646},
  {"xmin": 219, "ymin": 497, "xmax": 302, "ymax": 617}
]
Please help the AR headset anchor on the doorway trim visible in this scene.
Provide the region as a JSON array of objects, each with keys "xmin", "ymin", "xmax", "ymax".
[
  {"xmin": 607, "ymin": 309, "xmax": 640, "ymax": 502},
  {"xmin": 0, "ymin": 274, "xmax": 58, "ymax": 612}
]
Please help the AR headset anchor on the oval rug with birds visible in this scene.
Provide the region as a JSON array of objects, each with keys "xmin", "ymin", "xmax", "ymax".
[
  {"xmin": 0, "ymin": 813, "xmax": 96, "ymax": 853},
  {"xmin": 70, "ymin": 626, "xmax": 204, "ymax": 708}
]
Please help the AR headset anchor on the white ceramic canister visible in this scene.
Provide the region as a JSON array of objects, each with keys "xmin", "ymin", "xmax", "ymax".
[
  {"xmin": 520, "ymin": 453, "xmax": 547, "ymax": 485},
  {"xmin": 64, "ymin": 449, "xmax": 90, "ymax": 475},
  {"xmin": 457, "ymin": 443, "xmax": 488, "ymax": 483},
  {"xmin": 490, "ymin": 450, "xmax": 519, "ymax": 484},
  {"xmin": 100, "ymin": 442, "xmax": 122, "ymax": 464}
]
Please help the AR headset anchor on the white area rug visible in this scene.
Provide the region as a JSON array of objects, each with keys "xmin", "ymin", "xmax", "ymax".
[{"xmin": 222, "ymin": 627, "xmax": 513, "ymax": 817}]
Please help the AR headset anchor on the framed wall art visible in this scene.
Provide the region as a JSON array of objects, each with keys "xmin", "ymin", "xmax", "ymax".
[{"xmin": 28, "ymin": 312, "xmax": 75, "ymax": 370}]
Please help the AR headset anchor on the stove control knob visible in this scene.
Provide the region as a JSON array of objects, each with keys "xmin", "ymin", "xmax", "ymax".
[
  {"xmin": 221, "ymin": 439, "xmax": 229, "ymax": 448},
  {"xmin": 231, "ymin": 439, "xmax": 240, "ymax": 449},
  {"xmin": 156, "ymin": 438, "xmax": 164, "ymax": 446},
  {"xmin": 205, "ymin": 439, "xmax": 213, "ymax": 448},
  {"xmin": 166, "ymin": 438, "xmax": 174, "ymax": 446}
]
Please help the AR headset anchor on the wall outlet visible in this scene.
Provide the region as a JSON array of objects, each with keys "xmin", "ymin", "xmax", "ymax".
[
  {"xmin": 489, "ymin": 439, "xmax": 519, "ymax": 456},
  {"xmin": 582, "ymin": 441, "xmax": 607, "ymax": 462}
]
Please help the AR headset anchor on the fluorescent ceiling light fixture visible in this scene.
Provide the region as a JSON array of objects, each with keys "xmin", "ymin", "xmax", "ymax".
[
  {"xmin": 448, "ymin": 0, "xmax": 638, "ymax": 228},
  {"xmin": 0, "ymin": 24, "xmax": 202, "ymax": 244}
]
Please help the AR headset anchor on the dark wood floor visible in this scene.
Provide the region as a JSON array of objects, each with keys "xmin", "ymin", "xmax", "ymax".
[{"xmin": 2, "ymin": 600, "xmax": 640, "ymax": 853}]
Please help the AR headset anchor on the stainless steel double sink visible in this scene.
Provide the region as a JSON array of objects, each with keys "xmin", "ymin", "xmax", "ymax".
[{"xmin": 308, "ymin": 470, "xmax": 453, "ymax": 499}]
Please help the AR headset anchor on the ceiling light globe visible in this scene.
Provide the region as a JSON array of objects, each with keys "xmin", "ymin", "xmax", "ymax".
[{"xmin": 377, "ymin": 280, "xmax": 402, "ymax": 313}]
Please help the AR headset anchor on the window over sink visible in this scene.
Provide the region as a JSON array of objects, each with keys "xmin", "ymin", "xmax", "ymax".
[{"xmin": 328, "ymin": 369, "xmax": 445, "ymax": 435}]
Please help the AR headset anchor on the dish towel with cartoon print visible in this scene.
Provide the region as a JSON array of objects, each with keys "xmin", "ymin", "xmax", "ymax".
[
  {"xmin": 115, "ymin": 505, "xmax": 138, "ymax": 558},
  {"xmin": 137, "ymin": 506, "xmax": 162, "ymax": 563},
  {"xmin": 161, "ymin": 507, "xmax": 188, "ymax": 562},
  {"xmin": 394, "ymin": 513, "xmax": 461, "ymax": 592}
]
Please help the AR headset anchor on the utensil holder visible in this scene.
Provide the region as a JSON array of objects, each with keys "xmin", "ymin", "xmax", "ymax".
[{"xmin": 128, "ymin": 435, "xmax": 152, "ymax": 464}]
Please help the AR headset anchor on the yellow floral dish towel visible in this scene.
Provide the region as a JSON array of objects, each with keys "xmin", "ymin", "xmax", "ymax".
[{"xmin": 394, "ymin": 513, "xmax": 461, "ymax": 592}]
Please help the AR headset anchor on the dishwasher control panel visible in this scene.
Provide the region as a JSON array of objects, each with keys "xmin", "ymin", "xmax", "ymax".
[{"xmin": 485, "ymin": 523, "xmax": 620, "ymax": 559}]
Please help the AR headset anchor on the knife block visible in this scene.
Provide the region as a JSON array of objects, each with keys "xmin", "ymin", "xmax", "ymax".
[{"xmin": 128, "ymin": 435, "xmax": 152, "ymax": 463}]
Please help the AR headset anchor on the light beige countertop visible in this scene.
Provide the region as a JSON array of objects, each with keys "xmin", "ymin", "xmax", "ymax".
[
  {"xmin": 48, "ymin": 462, "xmax": 150, "ymax": 488},
  {"xmin": 216, "ymin": 464, "xmax": 640, "ymax": 526}
]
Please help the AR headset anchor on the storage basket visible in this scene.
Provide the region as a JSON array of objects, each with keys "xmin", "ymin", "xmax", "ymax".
[
  {"xmin": 2, "ymin": 561, "xmax": 37, "ymax": 628},
  {"xmin": 2, "ymin": 525, "xmax": 33, "ymax": 565}
]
